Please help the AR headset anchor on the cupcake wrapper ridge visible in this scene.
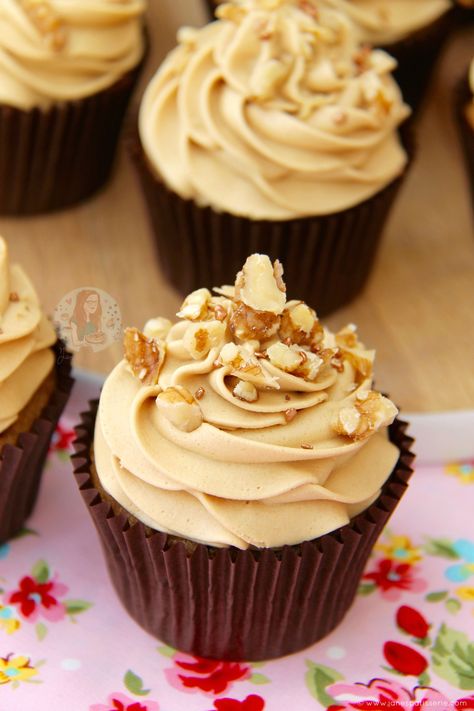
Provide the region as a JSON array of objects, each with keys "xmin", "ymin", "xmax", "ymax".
[{"xmin": 72, "ymin": 401, "xmax": 415, "ymax": 661}]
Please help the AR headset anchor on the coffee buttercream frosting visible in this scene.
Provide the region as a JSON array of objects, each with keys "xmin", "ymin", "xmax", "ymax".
[
  {"xmin": 95, "ymin": 254, "xmax": 400, "ymax": 549},
  {"xmin": 0, "ymin": 0, "xmax": 147, "ymax": 110},
  {"xmin": 139, "ymin": 0, "xmax": 410, "ymax": 219},
  {"xmin": 0, "ymin": 237, "xmax": 56, "ymax": 434}
]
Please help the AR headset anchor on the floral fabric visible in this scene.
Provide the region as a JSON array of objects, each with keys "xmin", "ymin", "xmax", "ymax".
[{"xmin": 0, "ymin": 375, "xmax": 473, "ymax": 710}]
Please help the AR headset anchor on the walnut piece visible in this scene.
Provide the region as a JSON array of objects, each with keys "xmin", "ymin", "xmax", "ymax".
[
  {"xmin": 144, "ymin": 317, "xmax": 172, "ymax": 341},
  {"xmin": 230, "ymin": 302, "xmax": 280, "ymax": 343},
  {"xmin": 233, "ymin": 380, "xmax": 258, "ymax": 403},
  {"xmin": 218, "ymin": 343, "xmax": 279, "ymax": 389},
  {"xmin": 156, "ymin": 386, "xmax": 203, "ymax": 432},
  {"xmin": 177, "ymin": 288, "xmax": 211, "ymax": 321},
  {"xmin": 279, "ymin": 301, "xmax": 324, "ymax": 348},
  {"xmin": 124, "ymin": 327, "xmax": 165, "ymax": 386},
  {"xmin": 266, "ymin": 342, "xmax": 323, "ymax": 381},
  {"xmin": 332, "ymin": 391, "xmax": 398, "ymax": 441},
  {"xmin": 235, "ymin": 254, "xmax": 286, "ymax": 315},
  {"xmin": 183, "ymin": 320, "xmax": 227, "ymax": 360}
]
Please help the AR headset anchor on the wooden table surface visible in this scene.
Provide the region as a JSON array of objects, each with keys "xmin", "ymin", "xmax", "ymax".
[{"xmin": 1, "ymin": 4, "xmax": 473, "ymax": 414}]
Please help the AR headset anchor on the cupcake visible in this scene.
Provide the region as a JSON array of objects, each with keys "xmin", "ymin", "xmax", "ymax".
[
  {"xmin": 203, "ymin": 0, "xmax": 454, "ymax": 112},
  {"xmin": 0, "ymin": 0, "xmax": 147, "ymax": 215},
  {"xmin": 133, "ymin": 0, "xmax": 412, "ymax": 317},
  {"xmin": 456, "ymin": 60, "xmax": 474, "ymax": 209},
  {"xmin": 73, "ymin": 253, "xmax": 414, "ymax": 661},
  {"xmin": 0, "ymin": 237, "xmax": 73, "ymax": 542}
]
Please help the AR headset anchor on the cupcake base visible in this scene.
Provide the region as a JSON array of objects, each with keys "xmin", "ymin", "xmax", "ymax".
[
  {"xmin": 0, "ymin": 343, "xmax": 74, "ymax": 542},
  {"xmin": 72, "ymin": 402, "xmax": 414, "ymax": 661},
  {"xmin": 0, "ymin": 59, "xmax": 145, "ymax": 216},
  {"xmin": 130, "ymin": 127, "xmax": 414, "ymax": 318}
]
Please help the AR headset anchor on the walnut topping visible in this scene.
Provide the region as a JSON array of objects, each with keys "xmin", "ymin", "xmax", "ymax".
[
  {"xmin": 9, "ymin": 292, "xmax": 20, "ymax": 302},
  {"xmin": 298, "ymin": 0, "xmax": 319, "ymax": 18},
  {"xmin": 284, "ymin": 408, "xmax": 297, "ymax": 423},
  {"xmin": 183, "ymin": 320, "xmax": 226, "ymax": 360},
  {"xmin": 235, "ymin": 254, "xmax": 286, "ymax": 315},
  {"xmin": 219, "ymin": 342, "xmax": 279, "ymax": 389},
  {"xmin": 335, "ymin": 324, "xmax": 358, "ymax": 349},
  {"xmin": 233, "ymin": 380, "xmax": 258, "ymax": 403},
  {"xmin": 156, "ymin": 386, "xmax": 203, "ymax": 432},
  {"xmin": 124, "ymin": 327, "xmax": 165, "ymax": 385},
  {"xmin": 144, "ymin": 317, "xmax": 172, "ymax": 341},
  {"xmin": 230, "ymin": 302, "xmax": 280, "ymax": 343},
  {"xmin": 336, "ymin": 325, "xmax": 373, "ymax": 378},
  {"xmin": 354, "ymin": 45, "xmax": 371, "ymax": 74},
  {"xmin": 19, "ymin": 0, "xmax": 67, "ymax": 51},
  {"xmin": 266, "ymin": 342, "xmax": 323, "ymax": 381},
  {"xmin": 332, "ymin": 391, "xmax": 398, "ymax": 441},
  {"xmin": 301, "ymin": 443, "xmax": 314, "ymax": 450},
  {"xmin": 279, "ymin": 301, "xmax": 324, "ymax": 348},
  {"xmin": 195, "ymin": 386, "xmax": 205, "ymax": 400},
  {"xmin": 177, "ymin": 288, "xmax": 212, "ymax": 322}
]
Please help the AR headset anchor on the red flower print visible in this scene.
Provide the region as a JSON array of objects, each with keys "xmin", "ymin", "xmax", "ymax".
[
  {"xmin": 383, "ymin": 641, "xmax": 428, "ymax": 676},
  {"xmin": 165, "ymin": 652, "xmax": 251, "ymax": 696},
  {"xmin": 396, "ymin": 606, "xmax": 430, "ymax": 639},
  {"xmin": 89, "ymin": 693, "xmax": 159, "ymax": 711},
  {"xmin": 211, "ymin": 696, "xmax": 265, "ymax": 711},
  {"xmin": 363, "ymin": 559, "xmax": 427, "ymax": 601},
  {"xmin": 8, "ymin": 575, "xmax": 68, "ymax": 623},
  {"xmin": 50, "ymin": 423, "xmax": 75, "ymax": 453}
]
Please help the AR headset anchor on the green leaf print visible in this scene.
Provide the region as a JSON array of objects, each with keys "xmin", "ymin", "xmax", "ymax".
[
  {"xmin": 157, "ymin": 645, "xmax": 176, "ymax": 658},
  {"xmin": 445, "ymin": 598, "xmax": 462, "ymax": 614},
  {"xmin": 124, "ymin": 669, "xmax": 150, "ymax": 696},
  {"xmin": 357, "ymin": 582, "xmax": 376, "ymax": 596},
  {"xmin": 32, "ymin": 560, "xmax": 50, "ymax": 584},
  {"xmin": 36, "ymin": 622, "xmax": 47, "ymax": 641},
  {"xmin": 425, "ymin": 591, "xmax": 449, "ymax": 603},
  {"xmin": 423, "ymin": 539, "xmax": 460, "ymax": 560},
  {"xmin": 306, "ymin": 661, "xmax": 343, "ymax": 706},
  {"xmin": 250, "ymin": 673, "xmax": 270, "ymax": 685},
  {"xmin": 64, "ymin": 599, "xmax": 92, "ymax": 616},
  {"xmin": 431, "ymin": 623, "xmax": 474, "ymax": 689}
]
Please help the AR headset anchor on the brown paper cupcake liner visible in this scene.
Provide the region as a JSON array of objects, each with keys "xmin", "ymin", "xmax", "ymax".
[
  {"xmin": 72, "ymin": 401, "xmax": 415, "ymax": 661},
  {"xmin": 129, "ymin": 126, "xmax": 414, "ymax": 317},
  {"xmin": 0, "ymin": 342, "xmax": 74, "ymax": 542},
  {"xmin": 382, "ymin": 9, "xmax": 455, "ymax": 115},
  {"xmin": 455, "ymin": 72, "xmax": 474, "ymax": 212},
  {"xmin": 0, "ymin": 54, "xmax": 146, "ymax": 216}
]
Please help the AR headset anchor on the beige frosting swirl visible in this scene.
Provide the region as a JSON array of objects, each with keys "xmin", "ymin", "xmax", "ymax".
[
  {"xmin": 0, "ymin": 0, "xmax": 147, "ymax": 110},
  {"xmin": 0, "ymin": 237, "xmax": 56, "ymax": 434},
  {"xmin": 95, "ymin": 254, "xmax": 400, "ymax": 549},
  {"xmin": 139, "ymin": 0, "xmax": 410, "ymax": 219}
]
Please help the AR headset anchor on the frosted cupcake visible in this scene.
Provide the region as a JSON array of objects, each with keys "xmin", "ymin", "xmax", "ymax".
[
  {"xmin": 134, "ymin": 0, "xmax": 412, "ymax": 316},
  {"xmin": 73, "ymin": 253, "xmax": 414, "ymax": 660},
  {"xmin": 0, "ymin": 0, "xmax": 147, "ymax": 215},
  {"xmin": 0, "ymin": 237, "xmax": 73, "ymax": 541},
  {"xmin": 204, "ymin": 0, "xmax": 454, "ymax": 112}
]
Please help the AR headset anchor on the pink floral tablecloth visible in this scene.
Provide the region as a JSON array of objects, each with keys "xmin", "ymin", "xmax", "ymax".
[{"xmin": 1, "ymin": 373, "xmax": 473, "ymax": 711}]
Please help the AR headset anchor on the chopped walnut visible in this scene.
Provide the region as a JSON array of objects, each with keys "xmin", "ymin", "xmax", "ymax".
[
  {"xmin": 177, "ymin": 288, "xmax": 211, "ymax": 322},
  {"xmin": 183, "ymin": 320, "xmax": 227, "ymax": 360},
  {"xmin": 266, "ymin": 342, "xmax": 323, "ymax": 381},
  {"xmin": 233, "ymin": 380, "xmax": 258, "ymax": 403},
  {"xmin": 230, "ymin": 302, "xmax": 280, "ymax": 343},
  {"xmin": 234, "ymin": 254, "xmax": 286, "ymax": 315},
  {"xmin": 279, "ymin": 301, "xmax": 324, "ymax": 348},
  {"xmin": 156, "ymin": 386, "xmax": 203, "ymax": 432},
  {"xmin": 335, "ymin": 324, "xmax": 359, "ymax": 349},
  {"xmin": 124, "ymin": 327, "xmax": 165, "ymax": 386},
  {"xmin": 219, "ymin": 342, "xmax": 279, "ymax": 389},
  {"xmin": 144, "ymin": 317, "xmax": 172, "ymax": 341},
  {"xmin": 332, "ymin": 391, "xmax": 398, "ymax": 441}
]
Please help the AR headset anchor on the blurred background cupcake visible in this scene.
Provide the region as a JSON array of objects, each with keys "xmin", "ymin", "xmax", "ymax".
[
  {"xmin": 0, "ymin": 236, "xmax": 73, "ymax": 542},
  {"xmin": 73, "ymin": 253, "xmax": 414, "ymax": 660},
  {"xmin": 133, "ymin": 0, "xmax": 412, "ymax": 316},
  {"xmin": 0, "ymin": 0, "xmax": 148, "ymax": 215},
  {"xmin": 203, "ymin": 0, "xmax": 455, "ymax": 113},
  {"xmin": 456, "ymin": 59, "xmax": 474, "ymax": 210}
]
